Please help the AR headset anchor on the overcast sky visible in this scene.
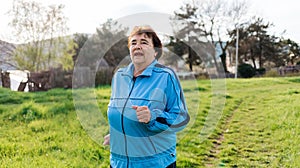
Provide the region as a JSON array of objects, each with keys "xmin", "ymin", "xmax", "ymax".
[{"xmin": 0, "ymin": 0, "xmax": 299, "ymax": 43}]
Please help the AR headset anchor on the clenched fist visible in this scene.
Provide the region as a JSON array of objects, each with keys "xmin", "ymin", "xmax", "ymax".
[{"xmin": 132, "ymin": 105, "xmax": 151, "ymax": 124}]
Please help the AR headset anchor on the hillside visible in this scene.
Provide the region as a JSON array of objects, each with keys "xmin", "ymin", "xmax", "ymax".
[
  {"xmin": 0, "ymin": 77, "xmax": 300, "ymax": 167},
  {"xmin": 0, "ymin": 39, "xmax": 17, "ymax": 71}
]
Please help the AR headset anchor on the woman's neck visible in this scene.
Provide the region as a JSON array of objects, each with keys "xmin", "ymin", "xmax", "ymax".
[
  {"xmin": 133, "ymin": 66, "xmax": 146, "ymax": 77},
  {"xmin": 133, "ymin": 60, "xmax": 155, "ymax": 77}
]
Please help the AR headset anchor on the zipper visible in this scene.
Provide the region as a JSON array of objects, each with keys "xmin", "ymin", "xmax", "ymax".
[{"xmin": 121, "ymin": 76, "xmax": 136, "ymax": 168}]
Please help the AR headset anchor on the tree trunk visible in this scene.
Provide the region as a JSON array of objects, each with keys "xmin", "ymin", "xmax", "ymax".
[
  {"xmin": 259, "ymin": 44, "xmax": 263, "ymax": 68},
  {"xmin": 251, "ymin": 57, "xmax": 257, "ymax": 69},
  {"xmin": 220, "ymin": 53, "xmax": 228, "ymax": 72},
  {"xmin": 188, "ymin": 46, "xmax": 193, "ymax": 71}
]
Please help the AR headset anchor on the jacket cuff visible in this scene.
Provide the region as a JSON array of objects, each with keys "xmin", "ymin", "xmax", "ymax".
[{"xmin": 144, "ymin": 109, "xmax": 159, "ymax": 126}]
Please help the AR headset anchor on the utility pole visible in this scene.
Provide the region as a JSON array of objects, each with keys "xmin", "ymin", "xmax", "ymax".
[{"xmin": 235, "ymin": 28, "xmax": 239, "ymax": 79}]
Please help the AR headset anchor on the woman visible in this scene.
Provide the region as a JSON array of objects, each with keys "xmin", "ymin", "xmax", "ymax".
[{"xmin": 104, "ymin": 25, "xmax": 190, "ymax": 168}]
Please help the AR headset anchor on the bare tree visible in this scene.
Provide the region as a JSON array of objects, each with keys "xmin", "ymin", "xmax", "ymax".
[
  {"xmin": 7, "ymin": 0, "xmax": 73, "ymax": 72},
  {"xmin": 173, "ymin": 0, "xmax": 249, "ymax": 73}
]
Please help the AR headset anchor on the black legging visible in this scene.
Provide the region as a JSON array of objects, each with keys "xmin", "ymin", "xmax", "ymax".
[{"xmin": 166, "ymin": 161, "xmax": 176, "ymax": 168}]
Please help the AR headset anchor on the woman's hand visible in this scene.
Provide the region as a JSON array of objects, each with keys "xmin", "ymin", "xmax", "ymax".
[
  {"xmin": 103, "ymin": 134, "xmax": 110, "ymax": 146},
  {"xmin": 132, "ymin": 105, "xmax": 151, "ymax": 124}
]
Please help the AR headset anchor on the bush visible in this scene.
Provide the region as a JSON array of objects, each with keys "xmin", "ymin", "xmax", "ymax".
[
  {"xmin": 238, "ymin": 63, "xmax": 256, "ymax": 78},
  {"xmin": 256, "ymin": 68, "xmax": 266, "ymax": 75},
  {"xmin": 264, "ymin": 69, "xmax": 280, "ymax": 77}
]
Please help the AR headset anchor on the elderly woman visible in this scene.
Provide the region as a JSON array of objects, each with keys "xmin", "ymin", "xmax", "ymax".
[{"xmin": 104, "ymin": 25, "xmax": 190, "ymax": 168}]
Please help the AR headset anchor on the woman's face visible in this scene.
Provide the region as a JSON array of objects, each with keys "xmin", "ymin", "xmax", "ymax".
[{"xmin": 129, "ymin": 33, "xmax": 157, "ymax": 68}]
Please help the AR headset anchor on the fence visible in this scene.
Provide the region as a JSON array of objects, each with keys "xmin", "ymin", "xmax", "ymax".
[{"xmin": 1, "ymin": 67, "xmax": 114, "ymax": 92}]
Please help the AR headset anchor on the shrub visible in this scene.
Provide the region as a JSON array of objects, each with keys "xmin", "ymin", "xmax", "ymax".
[
  {"xmin": 237, "ymin": 63, "xmax": 256, "ymax": 78},
  {"xmin": 264, "ymin": 69, "xmax": 280, "ymax": 77},
  {"xmin": 256, "ymin": 68, "xmax": 266, "ymax": 75}
]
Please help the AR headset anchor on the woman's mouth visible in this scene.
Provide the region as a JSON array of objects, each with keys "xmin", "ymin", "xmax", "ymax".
[{"xmin": 133, "ymin": 52, "xmax": 144, "ymax": 56}]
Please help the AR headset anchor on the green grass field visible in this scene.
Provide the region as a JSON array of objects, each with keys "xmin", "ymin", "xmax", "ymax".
[{"xmin": 0, "ymin": 77, "xmax": 299, "ymax": 167}]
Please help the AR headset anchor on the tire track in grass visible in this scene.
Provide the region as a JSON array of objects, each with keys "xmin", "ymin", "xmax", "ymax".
[{"xmin": 205, "ymin": 98, "xmax": 244, "ymax": 167}]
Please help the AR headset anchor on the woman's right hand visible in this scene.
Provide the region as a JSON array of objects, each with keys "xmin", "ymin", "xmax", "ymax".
[{"xmin": 103, "ymin": 134, "xmax": 110, "ymax": 146}]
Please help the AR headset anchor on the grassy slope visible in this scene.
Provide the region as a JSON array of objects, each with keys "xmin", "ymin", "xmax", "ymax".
[
  {"xmin": 210, "ymin": 77, "xmax": 300, "ymax": 168},
  {"xmin": 0, "ymin": 77, "xmax": 299, "ymax": 167},
  {"xmin": 0, "ymin": 88, "xmax": 110, "ymax": 168}
]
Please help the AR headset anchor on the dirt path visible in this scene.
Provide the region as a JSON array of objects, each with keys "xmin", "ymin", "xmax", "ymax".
[{"xmin": 205, "ymin": 99, "xmax": 243, "ymax": 167}]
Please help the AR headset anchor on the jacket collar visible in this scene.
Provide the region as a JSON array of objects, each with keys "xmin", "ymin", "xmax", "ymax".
[{"xmin": 123, "ymin": 60, "xmax": 158, "ymax": 77}]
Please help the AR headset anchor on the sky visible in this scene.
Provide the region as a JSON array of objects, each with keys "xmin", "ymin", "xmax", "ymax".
[{"xmin": 0, "ymin": 0, "xmax": 299, "ymax": 43}]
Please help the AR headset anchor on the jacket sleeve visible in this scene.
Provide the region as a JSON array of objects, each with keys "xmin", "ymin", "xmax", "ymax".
[{"xmin": 145, "ymin": 73, "xmax": 190, "ymax": 133}]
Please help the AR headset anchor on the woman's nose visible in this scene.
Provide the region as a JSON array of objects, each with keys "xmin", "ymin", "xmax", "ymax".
[{"xmin": 133, "ymin": 43, "xmax": 142, "ymax": 50}]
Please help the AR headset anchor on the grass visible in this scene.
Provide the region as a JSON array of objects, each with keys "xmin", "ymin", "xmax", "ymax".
[
  {"xmin": 0, "ymin": 77, "xmax": 300, "ymax": 167},
  {"xmin": 212, "ymin": 78, "xmax": 300, "ymax": 168},
  {"xmin": 0, "ymin": 88, "xmax": 109, "ymax": 168}
]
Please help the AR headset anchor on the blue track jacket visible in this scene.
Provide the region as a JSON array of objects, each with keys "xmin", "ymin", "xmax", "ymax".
[{"xmin": 107, "ymin": 60, "xmax": 190, "ymax": 168}]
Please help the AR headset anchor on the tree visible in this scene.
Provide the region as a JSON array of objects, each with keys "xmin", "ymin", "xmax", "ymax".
[
  {"xmin": 229, "ymin": 17, "xmax": 283, "ymax": 68},
  {"xmin": 173, "ymin": 0, "xmax": 249, "ymax": 73},
  {"xmin": 75, "ymin": 19, "xmax": 129, "ymax": 71},
  {"xmin": 279, "ymin": 39, "xmax": 300, "ymax": 65},
  {"xmin": 165, "ymin": 36, "xmax": 190, "ymax": 68},
  {"xmin": 73, "ymin": 19, "xmax": 129, "ymax": 86},
  {"xmin": 246, "ymin": 18, "xmax": 275, "ymax": 69},
  {"xmin": 166, "ymin": 34, "xmax": 202, "ymax": 71},
  {"xmin": 8, "ymin": 0, "xmax": 73, "ymax": 72},
  {"xmin": 73, "ymin": 33, "xmax": 89, "ymax": 65},
  {"xmin": 172, "ymin": 3, "xmax": 206, "ymax": 71},
  {"xmin": 58, "ymin": 36, "xmax": 76, "ymax": 71},
  {"xmin": 96, "ymin": 19, "xmax": 129, "ymax": 68}
]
